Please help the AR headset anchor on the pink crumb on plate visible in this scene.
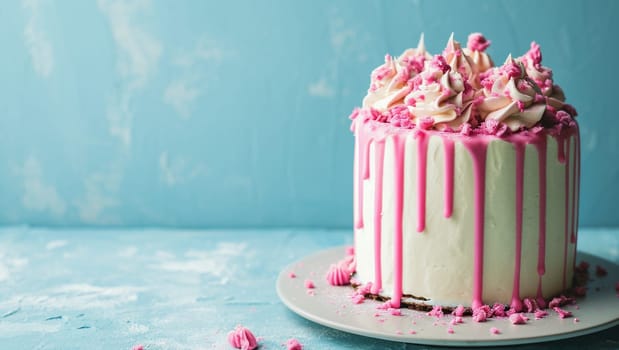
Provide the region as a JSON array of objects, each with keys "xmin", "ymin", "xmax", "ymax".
[
  {"xmin": 553, "ymin": 307, "xmax": 573, "ymax": 319},
  {"xmin": 285, "ymin": 338, "xmax": 303, "ymax": 350},
  {"xmin": 534, "ymin": 309, "xmax": 549, "ymax": 319},
  {"xmin": 447, "ymin": 327, "xmax": 455, "ymax": 334},
  {"xmin": 227, "ymin": 325, "xmax": 258, "ymax": 350},
  {"xmin": 288, "ymin": 272, "xmax": 296, "ymax": 278},
  {"xmin": 426, "ymin": 305, "xmax": 443, "ymax": 318},
  {"xmin": 489, "ymin": 327, "xmax": 501, "ymax": 335},
  {"xmin": 389, "ymin": 308, "xmax": 402, "ymax": 316},
  {"xmin": 509, "ymin": 313, "xmax": 529, "ymax": 325},
  {"xmin": 132, "ymin": 345, "xmax": 144, "ymax": 350},
  {"xmin": 304, "ymin": 279, "xmax": 315, "ymax": 289}
]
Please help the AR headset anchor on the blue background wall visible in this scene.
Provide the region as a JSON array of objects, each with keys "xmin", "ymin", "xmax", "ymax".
[{"xmin": 0, "ymin": 0, "xmax": 616, "ymax": 228}]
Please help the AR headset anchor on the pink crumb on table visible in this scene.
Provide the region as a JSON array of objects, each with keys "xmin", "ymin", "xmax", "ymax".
[
  {"xmin": 490, "ymin": 327, "xmax": 501, "ymax": 335},
  {"xmin": 227, "ymin": 325, "xmax": 258, "ymax": 350},
  {"xmin": 304, "ymin": 279, "xmax": 315, "ymax": 289},
  {"xmin": 132, "ymin": 345, "xmax": 144, "ymax": 350},
  {"xmin": 509, "ymin": 313, "xmax": 528, "ymax": 325},
  {"xmin": 285, "ymin": 338, "xmax": 303, "ymax": 350}
]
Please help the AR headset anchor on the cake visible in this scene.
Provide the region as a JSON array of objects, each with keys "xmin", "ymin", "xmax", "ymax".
[{"xmin": 348, "ymin": 33, "xmax": 579, "ymax": 312}]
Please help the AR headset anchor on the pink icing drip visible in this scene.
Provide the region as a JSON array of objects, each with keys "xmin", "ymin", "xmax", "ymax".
[
  {"xmin": 464, "ymin": 139, "xmax": 488, "ymax": 310},
  {"xmin": 416, "ymin": 131, "xmax": 429, "ymax": 232},
  {"xmin": 443, "ymin": 138, "xmax": 455, "ymax": 218},
  {"xmin": 570, "ymin": 133, "xmax": 579, "ymax": 244},
  {"xmin": 372, "ymin": 140, "xmax": 386, "ymax": 294},
  {"xmin": 355, "ymin": 122, "xmax": 372, "ymax": 229},
  {"xmin": 510, "ymin": 142, "xmax": 525, "ymax": 312},
  {"xmin": 391, "ymin": 134, "xmax": 406, "ymax": 308},
  {"xmin": 533, "ymin": 135, "xmax": 548, "ymax": 304},
  {"xmin": 562, "ymin": 137, "xmax": 571, "ymax": 290}
]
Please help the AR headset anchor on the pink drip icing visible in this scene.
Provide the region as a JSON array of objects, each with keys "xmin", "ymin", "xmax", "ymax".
[
  {"xmin": 464, "ymin": 139, "xmax": 488, "ymax": 310},
  {"xmin": 562, "ymin": 137, "xmax": 571, "ymax": 290},
  {"xmin": 570, "ymin": 133, "xmax": 578, "ymax": 244},
  {"xmin": 572, "ymin": 127, "xmax": 581, "ymax": 264},
  {"xmin": 355, "ymin": 121, "xmax": 372, "ymax": 229},
  {"xmin": 391, "ymin": 134, "xmax": 406, "ymax": 308},
  {"xmin": 416, "ymin": 132, "xmax": 429, "ymax": 232},
  {"xmin": 511, "ymin": 142, "xmax": 525, "ymax": 312},
  {"xmin": 443, "ymin": 138, "xmax": 455, "ymax": 218},
  {"xmin": 373, "ymin": 140, "xmax": 386, "ymax": 294},
  {"xmin": 534, "ymin": 136, "xmax": 547, "ymax": 303}
]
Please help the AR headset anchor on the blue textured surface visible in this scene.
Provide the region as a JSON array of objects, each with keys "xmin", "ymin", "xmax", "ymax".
[
  {"xmin": 0, "ymin": 0, "xmax": 617, "ymax": 228},
  {"xmin": 0, "ymin": 227, "xmax": 617, "ymax": 349}
]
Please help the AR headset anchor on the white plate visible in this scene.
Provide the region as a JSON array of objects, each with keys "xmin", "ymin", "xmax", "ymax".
[{"xmin": 276, "ymin": 247, "xmax": 619, "ymax": 347}]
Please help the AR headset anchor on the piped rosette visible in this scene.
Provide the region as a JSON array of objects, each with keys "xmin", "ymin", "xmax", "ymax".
[{"xmin": 477, "ymin": 56, "xmax": 547, "ymax": 132}]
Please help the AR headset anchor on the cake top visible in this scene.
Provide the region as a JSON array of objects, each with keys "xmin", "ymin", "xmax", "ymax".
[{"xmin": 350, "ymin": 33, "xmax": 577, "ymax": 136}]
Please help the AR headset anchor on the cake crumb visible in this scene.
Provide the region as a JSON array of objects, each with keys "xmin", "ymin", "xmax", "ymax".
[
  {"xmin": 389, "ymin": 308, "xmax": 402, "ymax": 316},
  {"xmin": 509, "ymin": 313, "xmax": 528, "ymax": 325},
  {"xmin": 553, "ymin": 307, "xmax": 572, "ymax": 319},
  {"xmin": 285, "ymin": 338, "xmax": 303, "ymax": 350},
  {"xmin": 409, "ymin": 330, "xmax": 417, "ymax": 335},
  {"xmin": 288, "ymin": 272, "xmax": 296, "ymax": 278},
  {"xmin": 132, "ymin": 345, "xmax": 144, "ymax": 350},
  {"xmin": 304, "ymin": 279, "xmax": 315, "ymax": 289},
  {"xmin": 447, "ymin": 327, "xmax": 454, "ymax": 334},
  {"xmin": 426, "ymin": 305, "xmax": 443, "ymax": 318},
  {"xmin": 573, "ymin": 318, "xmax": 580, "ymax": 323},
  {"xmin": 489, "ymin": 327, "xmax": 501, "ymax": 335},
  {"xmin": 449, "ymin": 316, "xmax": 463, "ymax": 325},
  {"xmin": 452, "ymin": 305, "xmax": 465, "ymax": 317},
  {"xmin": 534, "ymin": 309, "xmax": 548, "ymax": 319}
]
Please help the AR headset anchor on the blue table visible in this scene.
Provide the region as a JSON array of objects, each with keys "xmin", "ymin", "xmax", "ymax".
[{"xmin": 0, "ymin": 227, "xmax": 617, "ymax": 349}]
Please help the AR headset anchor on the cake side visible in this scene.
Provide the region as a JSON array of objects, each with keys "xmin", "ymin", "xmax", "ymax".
[{"xmin": 353, "ymin": 120, "xmax": 579, "ymax": 309}]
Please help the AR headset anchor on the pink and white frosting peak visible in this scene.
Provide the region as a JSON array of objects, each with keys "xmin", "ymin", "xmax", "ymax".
[{"xmin": 352, "ymin": 33, "xmax": 577, "ymax": 136}]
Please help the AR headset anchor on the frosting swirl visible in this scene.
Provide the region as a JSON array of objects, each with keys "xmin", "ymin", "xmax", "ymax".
[
  {"xmin": 353, "ymin": 33, "xmax": 577, "ymax": 135},
  {"xmin": 477, "ymin": 56, "xmax": 547, "ymax": 131}
]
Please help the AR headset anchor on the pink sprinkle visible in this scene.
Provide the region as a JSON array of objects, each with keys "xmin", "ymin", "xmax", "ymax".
[
  {"xmin": 227, "ymin": 325, "xmax": 258, "ymax": 350},
  {"xmin": 452, "ymin": 305, "xmax": 465, "ymax": 317},
  {"xmin": 447, "ymin": 327, "xmax": 455, "ymax": 334},
  {"xmin": 418, "ymin": 116, "xmax": 434, "ymax": 130},
  {"xmin": 534, "ymin": 309, "xmax": 549, "ymax": 319},
  {"xmin": 467, "ymin": 33, "xmax": 491, "ymax": 52},
  {"xmin": 523, "ymin": 298, "xmax": 537, "ymax": 313},
  {"xmin": 553, "ymin": 307, "xmax": 573, "ymax": 319},
  {"xmin": 509, "ymin": 313, "xmax": 528, "ymax": 325},
  {"xmin": 426, "ymin": 305, "xmax": 444, "ymax": 318},
  {"xmin": 472, "ymin": 309, "xmax": 487, "ymax": 323},
  {"xmin": 492, "ymin": 303, "xmax": 506, "ymax": 317},
  {"xmin": 389, "ymin": 308, "xmax": 403, "ymax": 316},
  {"xmin": 132, "ymin": 345, "xmax": 144, "ymax": 350},
  {"xmin": 430, "ymin": 55, "xmax": 450, "ymax": 73},
  {"xmin": 351, "ymin": 293, "xmax": 365, "ymax": 304},
  {"xmin": 304, "ymin": 279, "xmax": 315, "ymax": 289},
  {"xmin": 525, "ymin": 41, "xmax": 543, "ymax": 67},
  {"xmin": 285, "ymin": 338, "xmax": 303, "ymax": 350},
  {"xmin": 288, "ymin": 272, "xmax": 296, "ymax": 278},
  {"xmin": 449, "ymin": 316, "xmax": 463, "ymax": 325},
  {"xmin": 595, "ymin": 265, "xmax": 608, "ymax": 277},
  {"xmin": 490, "ymin": 327, "xmax": 501, "ymax": 335},
  {"xmin": 345, "ymin": 246, "xmax": 354, "ymax": 256}
]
